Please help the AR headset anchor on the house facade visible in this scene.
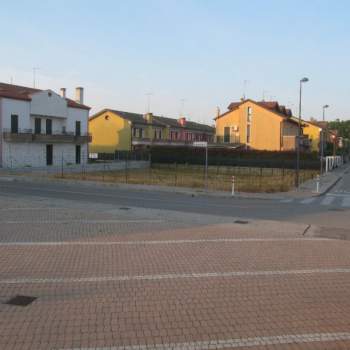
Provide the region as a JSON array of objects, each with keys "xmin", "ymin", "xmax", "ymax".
[
  {"xmin": 0, "ymin": 83, "xmax": 90, "ymax": 168},
  {"xmin": 89, "ymin": 109, "xmax": 214, "ymax": 153},
  {"xmin": 215, "ymin": 99, "xmax": 309, "ymax": 151}
]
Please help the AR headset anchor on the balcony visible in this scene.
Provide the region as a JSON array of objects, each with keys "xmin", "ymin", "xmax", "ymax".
[
  {"xmin": 215, "ymin": 135, "xmax": 241, "ymax": 145},
  {"xmin": 2, "ymin": 129, "xmax": 91, "ymax": 144}
]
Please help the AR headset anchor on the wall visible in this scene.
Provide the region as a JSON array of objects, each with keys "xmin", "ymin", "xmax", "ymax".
[
  {"xmin": 67, "ymin": 107, "xmax": 89, "ymax": 134},
  {"xmin": 303, "ymin": 123, "xmax": 321, "ymax": 152},
  {"xmin": 89, "ymin": 111, "xmax": 131, "ymax": 153},
  {"xmin": 216, "ymin": 101, "xmax": 283, "ymax": 151},
  {"xmin": 1, "ymin": 98, "xmax": 31, "ymax": 130},
  {"xmin": 2, "ymin": 141, "xmax": 88, "ymax": 168},
  {"xmin": 30, "ymin": 91, "xmax": 68, "ymax": 118}
]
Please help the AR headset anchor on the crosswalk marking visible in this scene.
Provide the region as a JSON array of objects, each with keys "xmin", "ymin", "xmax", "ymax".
[
  {"xmin": 300, "ymin": 198, "xmax": 316, "ymax": 204},
  {"xmin": 320, "ymin": 196, "xmax": 335, "ymax": 206}
]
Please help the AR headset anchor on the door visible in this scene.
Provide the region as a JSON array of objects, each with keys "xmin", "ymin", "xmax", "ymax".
[
  {"xmin": 75, "ymin": 145, "xmax": 81, "ymax": 164},
  {"xmin": 224, "ymin": 127, "xmax": 230, "ymax": 143},
  {"xmin": 35, "ymin": 118, "xmax": 41, "ymax": 134},
  {"xmin": 11, "ymin": 115, "xmax": 18, "ymax": 133},
  {"xmin": 46, "ymin": 119, "xmax": 52, "ymax": 135},
  {"xmin": 46, "ymin": 145, "xmax": 53, "ymax": 166}
]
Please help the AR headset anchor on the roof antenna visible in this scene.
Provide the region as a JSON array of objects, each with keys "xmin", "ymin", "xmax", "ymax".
[
  {"xmin": 145, "ymin": 92, "xmax": 153, "ymax": 113},
  {"xmin": 243, "ymin": 80, "xmax": 249, "ymax": 100},
  {"xmin": 262, "ymin": 90, "xmax": 269, "ymax": 101},
  {"xmin": 10, "ymin": 76, "xmax": 13, "ymax": 85},
  {"xmin": 33, "ymin": 67, "xmax": 40, "ymax": 88},
  {"xmin": 180, "ymin": 98, "xmax": 186, "ymax": 117}
]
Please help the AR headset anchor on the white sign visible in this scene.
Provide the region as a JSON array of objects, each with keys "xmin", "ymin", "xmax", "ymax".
[
  {"xmin": 193, "ymin": 141, "xmax": 208, "ymax": 148},
  {"xmin": 89, "ymin": 153, "xmax": 98, "ymax": 159}
]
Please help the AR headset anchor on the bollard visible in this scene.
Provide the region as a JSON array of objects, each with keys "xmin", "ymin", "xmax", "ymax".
[
  {"xmin": 316, "ymin": 175, "xmax": 320, "ymax": 193},
  {"xmin": 231, "ymin": 176, "xmax": 235, "ymax": 196}
]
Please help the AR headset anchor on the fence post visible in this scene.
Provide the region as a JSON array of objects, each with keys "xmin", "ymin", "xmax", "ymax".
[
  {"xmin": 174, "ymin": 162, "xmax": 177, "ymax": 186},
  {"xmin": 231, "ymin": 176, "xmax": 235, "ymax": 196},
  {"xmin": 61, "ymin": 152, "xmax": 64, "ymax": 178}
]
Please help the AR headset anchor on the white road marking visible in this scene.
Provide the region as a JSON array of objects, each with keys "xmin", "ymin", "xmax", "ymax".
[
  {"xmin": 0, "ymin": 207, "xmax": 67, "ymax": 211},
  {"xmin": 320, "ymin": 196, "xmax": 335, "ymax": 206},
  {"xmin": 2, "ymin": 268, "xmax": 350, "ymax": 285},
  {"xmin": 280, "ymin": 199, "xmax": 293, "ymax": 203},
  {"xmin": 60, "ymin": 332, "xmax": 350, "ymax": 350},
  {"xmin": 341, "ymin": 197, "xmax": 350, "ymax": 207},
  {"xmin": 0, "ymin": 237, "xmax": 330, "ymax": 247},
  {"xmin": 0, "ymin": 219, "xmax": 163, "ymax": 224},
  {"xmin": 300, "ymin": 198, "xmax": 316, "ymax": 204}
]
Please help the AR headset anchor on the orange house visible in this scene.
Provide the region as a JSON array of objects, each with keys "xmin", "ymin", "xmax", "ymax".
[{"xmin": 215, "ymin": 99, "xmax": 307, "ymax": 151}]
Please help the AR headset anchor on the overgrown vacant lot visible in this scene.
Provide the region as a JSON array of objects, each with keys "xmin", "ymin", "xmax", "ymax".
[{"xmin": 59, "ymin": 163, "xmax": 318, "ymax": 192}]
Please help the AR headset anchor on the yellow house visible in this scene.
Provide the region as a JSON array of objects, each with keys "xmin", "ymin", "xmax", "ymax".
[
  {"xmin": 89, "ymin": 109, "xmax": 214, "ymax": 153},
  {"xmin": 301, "ymin": 120, "xmax": 327, "ymax": 153},
  {"xmin": 215, "ymin": 99, "xmax": 306, "ymax": 151}
]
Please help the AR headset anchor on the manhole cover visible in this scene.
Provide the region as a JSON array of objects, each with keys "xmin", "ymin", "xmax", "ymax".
[
  {"xmin": 5, "ymin": 295, "xmax": 37, "ymax": 307},
  {"xmin": 119, "ymin": 207, "xmax": 130, "ymax": 210},
  {"xmin": 234, "ymin": 220, "xmax": 249, "ymax": 224}
]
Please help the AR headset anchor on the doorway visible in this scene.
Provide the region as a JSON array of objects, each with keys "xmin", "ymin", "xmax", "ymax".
[{"xmin": 46, "ymin": 145, "xmax": 53, "ymax": 166}]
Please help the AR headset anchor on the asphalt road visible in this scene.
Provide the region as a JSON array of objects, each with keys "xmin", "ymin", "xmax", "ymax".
[{"xmin": 0, "ymin": 172, "xmax": 349, "ymax": 230}]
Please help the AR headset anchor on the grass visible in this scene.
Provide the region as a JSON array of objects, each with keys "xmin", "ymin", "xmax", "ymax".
[{"xmin": 57, "ymin": 163, "xmax": 318, "ymax": 193}]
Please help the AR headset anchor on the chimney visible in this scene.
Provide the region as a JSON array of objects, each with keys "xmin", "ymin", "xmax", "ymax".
[
  {"xmin": 143, "ymin": 112, "xmax": 153, "ymax": 123},
  {"xmin": 216, "ymin": 106, "xmax": 221, "ymax": 118},
  {"xmin": 60, "ymin": 88, "xmax": 66, "ymax": 98},
  {"xmin": 75, "ymin": 87, "xmax": 84, "ymax": 104},
  {"xmin": 178, "ymin": 117, "xmax": 186, "ymax": 126}
]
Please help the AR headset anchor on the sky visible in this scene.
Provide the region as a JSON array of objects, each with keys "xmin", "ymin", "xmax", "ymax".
[{"xmin": 1, "ymin": 0, "xmax": 349, "ymax": 125}]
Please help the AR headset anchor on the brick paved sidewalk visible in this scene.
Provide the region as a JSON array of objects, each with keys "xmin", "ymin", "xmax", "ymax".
[{"xmin": 0, "ymin": 195, "xmax": 350, "ymax": 349}]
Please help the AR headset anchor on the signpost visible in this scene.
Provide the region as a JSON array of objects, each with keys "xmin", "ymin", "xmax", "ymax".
[{"xmin": 193, "ymin": 141, "xmax": 208, "ymax": 191}]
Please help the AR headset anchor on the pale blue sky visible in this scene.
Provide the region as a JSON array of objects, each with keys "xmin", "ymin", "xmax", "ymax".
[{"xmin": 1, "ymin": 0, "xmax": 349, "ymax": 124}]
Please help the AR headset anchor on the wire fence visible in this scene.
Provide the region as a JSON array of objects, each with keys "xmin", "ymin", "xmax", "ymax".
[{"xmin": 59, "ymin": 163, "xmax": 318, "ymax": 193}]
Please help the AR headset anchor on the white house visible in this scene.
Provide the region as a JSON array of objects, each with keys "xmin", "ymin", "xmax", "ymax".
[{"xmin": 0, "ymin": 82, "xmax": 90, "ymax": 168}]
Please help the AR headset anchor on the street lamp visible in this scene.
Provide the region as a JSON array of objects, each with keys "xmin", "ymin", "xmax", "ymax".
[
  {"xmin": 295, "ymin": 77, "xmax": 309, "ymax": 188},
  {"xmin": 320, "ymin": 104, "xmax": 329, "ymax": 174}
]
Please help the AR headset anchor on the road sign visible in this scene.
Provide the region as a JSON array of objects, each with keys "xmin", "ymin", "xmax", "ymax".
[{"xmin": 193, "ymin": 141, "xmax": 208, "ymax": 148}]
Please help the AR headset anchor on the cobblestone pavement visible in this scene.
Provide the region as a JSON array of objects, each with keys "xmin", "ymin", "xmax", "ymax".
[{"xmin": 1, "ymin": 194, "xmax": 350, "ymax": 349}]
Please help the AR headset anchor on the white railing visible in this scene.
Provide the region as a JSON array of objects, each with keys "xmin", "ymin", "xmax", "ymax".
[{"xmin": 325, "ymin": 156, "xmax": 343, "ymax": 173}]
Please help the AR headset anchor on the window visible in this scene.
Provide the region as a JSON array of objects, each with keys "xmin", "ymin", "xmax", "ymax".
[
  {"xmin": 247, "ymin": 106, "xmax": 252, "ymax": 122},
  {"xmin": 224, "ymin": 127, "xmax": 230, "ymax": 143},
  {"xmin": 46, "ymin": 119, "xmax": 52, "ymax": 135},
  {"xmin": 75, "ymin": 121, "xmax": 81, "ymax": 136},
  {"xmin": 170, "ymin": 131, "xmax": 178, "ymax": 140},
  {"xmin": 35, "ymin": 118, "xmax": 41, "ymax": 134},
  {"xmin": 11, "ymin": 115, "xmax": 18, "ymax": 133},
  {"xmin": 154, "ymin": 129, "xmax": 162, "ymax": 139},
  {"xmin": 246, "ymin": 124, "xmax": 251, "ymax": 144}
]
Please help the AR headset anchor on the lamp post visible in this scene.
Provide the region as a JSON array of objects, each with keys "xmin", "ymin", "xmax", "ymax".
[
  {"xmin": 295, "ymin": 77, "xmax": 309, "ymax": 188},
  {"xmin": 320, "ymin": 104, "xmax": 329, "ymax": 174}
]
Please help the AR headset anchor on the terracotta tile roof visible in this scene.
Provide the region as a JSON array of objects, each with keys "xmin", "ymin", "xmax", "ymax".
[
  {"xmin": 90, "ymin": 109, "xmax": 214, "ymax": 133},
  {"xmin": 219, "ymin": 99, "xmax": 296, "ymax": 122},
  {"xmin": 0, "ymin": 82, "xmax": 90, "ymax": 110}
]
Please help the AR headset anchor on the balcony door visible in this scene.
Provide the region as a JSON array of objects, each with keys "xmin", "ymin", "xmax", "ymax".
[
  {"xmin": 224, "ymin": 127, "xmax": 230, "ymax": 143},
  {"xmin": 46, "ymin": 119, "xmax": 52, "ymax": 135},
  {"xmin": 11, "ymin": 115, "xmax": 18, "ymax": 133},
  {"xmin": 35, "ymin": 118, "xmax": 41, "ymax": 134},
  {"xmin": 75, "ymin": 121, "xmax": 81, "ymax": 136}
]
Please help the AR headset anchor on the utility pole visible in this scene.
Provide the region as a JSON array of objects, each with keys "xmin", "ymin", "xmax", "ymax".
[{"xmin": 320, "ymin": 104, "xmax": 329, "ymax": 174}]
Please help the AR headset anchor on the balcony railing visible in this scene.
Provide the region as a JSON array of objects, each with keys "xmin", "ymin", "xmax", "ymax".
[
  {"xmin": 132, "ymin": 137, "xmax": 213, "ymax": 146},
  {"xmin": 2, "ymin": 129, "xmax": 91, "ymax": 143},
  {"xmin": 215, "ymin": 135, "xmax": 241, "ymax": 145}
]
